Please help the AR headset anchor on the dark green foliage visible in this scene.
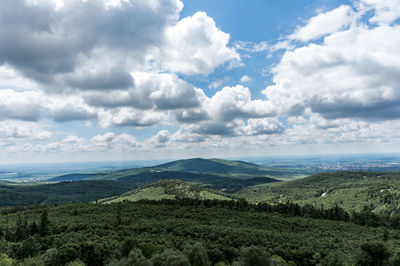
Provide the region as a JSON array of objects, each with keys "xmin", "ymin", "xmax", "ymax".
[
  {"xmin": 28, "ymin": 220, "xmax": 38, "ymax": 236},
  {"xmin": 151, "ymin": 249, "xmax": 190, "ymax": 266},
  {"xmin": 121, "ymin": 238, "xmax": 136, "ymax": 258},
  {"xmin": 46, "ymin": 243, "xmax": 80, "ymax": 265},
  {"xmin": 390, "ymin": 249, "xmax": 400, "ymax": 266},
  {"xmin": 116, "ymin": 170, "xmax": 278, "ymax": 193},
  {"xmin": 237, "ymin": 246, "xmax": 270, "ymax": 266},
  {"xmin": 0, "ymin": 180, "xmax": 136, "ymax": 207},
  {"xmin": 14, "ymin": 213, "xmax": 25, "ymax": 241},
  {"xmin": 183, "ymin": 242, "xmax": 211, "ymax": 266},
  {"xmin": 127, "ymin": 249, "xmax": 150, "ymax": 266},
  {"xmin": 48, "ymin": 173, "xmax": 109, "ymax": 182},
  {"xmin": 13, "ymin": 237, "xmax": 40, "ymax": 259},
  {"xmin": 2, "ymin": 199, "xmax": 400, "ymax": 265},
  {"xmin": 356, "ymin": 242, "xmax": 391, "ymax": 266},
  {"xmin": 79, "ymin": 241, "xmax": 112, "ymax": 266},
  {"xmin": 240, "ymin": 171, "xmax": 400, "ymax": 216},
  {"xmin": 154, "ymin": 158, "xmax": 270, "ymax": 176},
  {"xmin": 39, "ymin": 210, "xmax": 49, "ymax": 236},
  {"xmin": 116, "ymin": 202, "xmax": 122, "ymax": 226}
]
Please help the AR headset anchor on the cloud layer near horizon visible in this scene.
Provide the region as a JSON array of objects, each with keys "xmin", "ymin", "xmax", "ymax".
[{"xmin": 1, "ymin": 0, "xmax": 400, "ymax": 161}]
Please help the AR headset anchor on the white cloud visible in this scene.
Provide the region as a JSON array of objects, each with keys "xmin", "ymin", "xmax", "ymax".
[
  {"xmin": 3, "ymin": 0, "xmax": 400, "ymax": 159},
  {"xmin": 62, "ymin": 135, "xmax": 84, "ymax": 144},
  {"xmin": 161, "ymin": 12, "xmax": 240, "ymax": 75},
  {"xmin": 114, "ymin": 133, "xmax": 140, "ymax": 147},
  {"xmin": 98, "ymin": 108, "xmax": 167, "ymax": 128},
  {"xmin": 0, "ymin": 120, "xmax": 52, "ymax": 146},
  {"xmin": 208, "ymin": 77, "xmax": 230, "ymax": 89},
  {"xmin": 234, "ymin": 41, "xmax": 269, "ymax": 52},
  {"xmin": 0, "ymin": 0, "xmax": 183, "ymax": 87},
  {"xmin": 358, "ymin": 0, "xmax": 400, "ymax": 25},
  {"xmin": 84, "ymin": 72, "xmax": 205, "ymax": 111},
  {"xmin": 138, "ymin": 72, "xmax": 205, "ymax": 110},
  {"xmin": 150, "ymin": 130, "xmax": 170, "ymax": 147},
  {"xmin": 242, "ymin": 118, "xmax": 284, "ymax": 136},
  {"xmin": 0, "ymin": 89, "xmax": 43, "ymax": 121},
  {"xmin": 90, "ymin": 132, "xmax": 141, "ymax": 151},
  {"xmin": 240, "ymin": 75, "xmax": 252, "ymax": 83},
  {"xmin": 290, "ymin": 5, "xmax": 354, "ymax": 42},
  {"xmin": 208, "ymin": 85, "xmax": 275, "ymax": 121},
  {"xmin": 170, "ymin": 126, "xmax": 206, "ymax": 143},
  {"xmin": 264, "ymin": 23, "xmax": 400, "ymax": 120},
  {"xmin": 91, "ymin": 132, "xmax": 115, "ymax": 144}
]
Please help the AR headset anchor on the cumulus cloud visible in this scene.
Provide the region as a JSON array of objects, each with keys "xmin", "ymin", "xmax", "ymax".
[
  {"xmin": 173, "ymin": 109, "xmax": 210, "ymax": 123},
  {"xmin": 0, "ymin": 0, "xmax": 243, "ymax": 141},
  {"xmin": 0, "ymin": 90, "xmax": 43, "ymax": 121},
  {"xmin": 0, "ymin": 0, "xmax": 183, "ymax": 87},
  {"xmin": 242, "ymin": 118, "xmax": 284, "ymax": 136},
  {"xmin": 114, "ymin": 133, "xmax": 140, "ymax": 147},
  {"xmin": 290, "ymin": 5, "xmax": 354, "ymax": 42},
  {"xmin": 50, "ymin": 103, "xmax": 98, "ymax": 122},
  {"xmin": 0, "ymin": 87, "xmax": 101, "ymax": 123},
  {"xmin": 98, "ymin": 108, "xmax": 167, "ymax": 128},
  {"xmin": 62, "ymin": 135, "xmax": 84, "ymax": 144},
  {"xmin": 3, "ymin": 0, "xmax": 400, "ymax": 158},
  {"xmin": 170, "ymin": 126, "xmax": 206, "ymax": 143},
  {"xmin": 277, "ymin": 115, "xmax": 400, "ymax": 146},
  {"xmin": 84, "ymin": 72, "xmax": 205, "ymax": 111},
  {"xmin": 90, "ymin": 132, "xmax": 140, "ymax": 151},
  {"xmin": 137, "ymin": 72, "xmax": 205, "ymax": 110},
  {"xmin": 171, "ymin": 84, "xmax": 279, "ymax": 137},
  {"xmin": 161, "ymin": 12, "xmax": 240, "ymax": 75},
  {"xmin": 0, "ymin": 120, "xmax": 52, "ymax": 146},
  {"xmin": 0, "ymin": 0, "xmax": 238, "ymax": 98},
  {"xmin": 357, "ymin": 0, "xmax": 400, "ymax": 25},
  {"xmin": 149, "ymin": 130, "xmax": 170, "ymax": 147},
  {"xmin": 208, "ymin": 85, "xmax": 275, "ymax": 121},
  {"xmin": 63, "ymin": 67, "xmax": 134, "ymax": 91},
  {"xmin": 240, "ymin": 75, "xmax": 252, "ymax": 83},
  {"xmin": 264, "ymin": 3, "xmax": 400, "ymax": 120}
]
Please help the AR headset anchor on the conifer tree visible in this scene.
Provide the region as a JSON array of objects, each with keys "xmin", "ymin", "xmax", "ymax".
[{"xmin": 39, "ymin": 209, "xmax": 49, "ymax": 236}]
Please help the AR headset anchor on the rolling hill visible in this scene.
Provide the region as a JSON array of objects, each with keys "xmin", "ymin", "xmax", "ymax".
[
  {"xmin": 0, "ymin": 180, "xmax": 136, "ymax": 207},
  {"xmin": 3, "ymin": 197, "xmax": 400, "ymax": 265},
  {"xmin": 98, "ymin": 179, "xmax": 233, "ymax": 203},
  {"xmin": 153, "ymin": 158, "xmax": 273, "ymax": 177},
  {"xmin": 237, "ymin": 171, "xmax": 400, "ymax": 215},
  {"xmin": 49, "ymin": 158, "xmax": 286, "ymax": 181},
  {"xmin": 47, "ymin": 158, "xmax": 280, "ymax": 193},
  {"xmin": 0, "ymin": 158, "xmax": 283, "ymax": 207}
]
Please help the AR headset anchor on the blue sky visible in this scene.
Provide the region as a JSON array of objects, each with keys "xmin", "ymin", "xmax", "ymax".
[{"xmin": 0, "ymin": 0, "xmax": 400, "ymax": 163}]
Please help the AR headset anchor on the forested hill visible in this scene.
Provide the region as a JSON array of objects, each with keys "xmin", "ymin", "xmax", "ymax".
[
  {"xmin": 45, "ymin": 158, "xmax": 281, "ymax": 195},
  {"xmin": 0, "ymin": 158, "xmax": 281, "ymax": 207},
  {"xmin": 98, "ymin": 179, "xmax": 233, "ymax": 203},
  {"xmin": 1, "ymin": 198, "xmax": 400, "ymax": 265},
  {"xmin": 49, "ymin": 158, "xmax": 288, "ymax": 182},
  {"xmin": 0, "ymin": 180, "xmax": 136, "ymax": 207},
  {"xmin": 152, "ymin": 158, "xmax": 271, "ymax": 177},
  {"xmin": 238, "ymin": 171, "xmax": 400, "ymax": 214}
]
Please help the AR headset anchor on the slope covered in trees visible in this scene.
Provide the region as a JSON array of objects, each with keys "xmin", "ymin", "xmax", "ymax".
[
  {"xmin": 1, "ymin": 199, "xmax": 400, "ymax": 265},
  {"xmin": 49, "ymin": 158, "xmax": 285, "ymax": 182},
  {"xmin": 237, "ymin": 171, "xmax": 400, "ymax": 215},
  {"xmin": 98, "ymin": 180, "xmax": 233, "ymax": 203},
  {"xmin": 0, "ymin": 180, "xmax": 136, "ymax": 207}
]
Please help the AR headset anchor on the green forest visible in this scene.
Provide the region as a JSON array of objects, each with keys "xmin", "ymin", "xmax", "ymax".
[
  {"xmin": 2, "ymin": 159, "xmax": 400, "ymax": 265},
  {"xmin": 1, "ymin": 199, "xmax": 400, "ymax": 266}
]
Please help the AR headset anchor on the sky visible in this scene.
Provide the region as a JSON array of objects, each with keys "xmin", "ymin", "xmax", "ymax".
[{"xmin": 0, "ymin": 0, "xmax": 400, "ymax": 163}]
